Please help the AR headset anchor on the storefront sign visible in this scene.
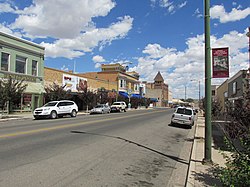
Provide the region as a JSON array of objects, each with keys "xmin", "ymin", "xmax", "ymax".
[
  {"xmin": 4, "ymin": 73, "xmax": 37, "ymax": 82},
  {"xmin": 62, "ymin": 74, "xmax": 87, "ymax": 92},
  {"xmin": 212, "ymin": 47, "xmax": 229, "ymax": 78}
]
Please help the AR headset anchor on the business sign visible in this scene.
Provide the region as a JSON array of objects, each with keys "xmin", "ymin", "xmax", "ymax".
[
  {"xmin": 212, "ymin": 47, "xmax": 229, "ymax": 78},
  {"xmin": 63, "ymin": 74, "xmax": 87, "ymax": 92}
]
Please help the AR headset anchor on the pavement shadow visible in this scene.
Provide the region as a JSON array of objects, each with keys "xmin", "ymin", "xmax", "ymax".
[
  {"xmin": 191, "ymin": 167, "xmax": 222, "ymax": 187},
  {"xmin": 71, "ymin": 130, "xmax": 189, "ymax": 165},
  {"xmin": 212, "ymin": 123, "xmax": 230, "ymax": 152},
  {"xmin": 168, "ymin": 123, "xmax": 192, "ymax": 130}
]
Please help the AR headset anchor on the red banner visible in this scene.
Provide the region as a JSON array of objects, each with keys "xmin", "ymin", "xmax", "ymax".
[{"xmin": 212, "ymin": 47, "xmax": 229, "ymax": 78}]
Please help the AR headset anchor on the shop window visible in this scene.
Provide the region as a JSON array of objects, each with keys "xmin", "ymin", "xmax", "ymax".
[
  {"xmin": 1, "ymin": 52, "xmax": 9, "ymax": 71},
  {"xmin": 32, "ymin": 60, "xmax": 38, "ymax": 76},
  {"xmin": 22, "ymin": 94, "xmax": 32, "ymax": 111},
  {"xmin": 16, "ymin": 55, "xmax": 27, "ymax": 74}
]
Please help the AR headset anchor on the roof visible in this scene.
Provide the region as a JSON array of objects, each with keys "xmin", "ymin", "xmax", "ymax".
[{"xmin": 154, "ymin": 71, "xmax": 164, "ymax": 82}]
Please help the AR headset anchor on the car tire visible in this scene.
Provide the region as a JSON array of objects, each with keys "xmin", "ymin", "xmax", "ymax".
[
  {"xmin": 50, "ymin": 111, "xmax": 58, "ymax": 119},
  {"xmin": 71, "ymin": 109, "xmax": 77, "ymax": 117},
  {"xmin": 34, "ymin": 116, "xmax": 39, "ymax": 120}
]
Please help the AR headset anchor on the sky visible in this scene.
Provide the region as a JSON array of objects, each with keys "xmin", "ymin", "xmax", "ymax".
[{"xmin": 0, "ymin": 0, "xmax": 249, "ymax": 99}]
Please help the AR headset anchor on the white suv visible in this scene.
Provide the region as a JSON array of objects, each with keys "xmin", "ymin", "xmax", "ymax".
[
  {"xmin": 33, "ymin": 100, "xmax": 78, "ymax": 119},
  {"xmin": 171, "ymin": 107, "xmax": 195, "ymax": 128},
  {"xmin": 111, "ymin": 101, "xmax": 127, "ymax": 112}
]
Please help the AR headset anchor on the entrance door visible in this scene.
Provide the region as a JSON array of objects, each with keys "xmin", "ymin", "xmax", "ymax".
[{"xmin": 34, "ymin": 96, "xmax": 39, "ymax": 110}]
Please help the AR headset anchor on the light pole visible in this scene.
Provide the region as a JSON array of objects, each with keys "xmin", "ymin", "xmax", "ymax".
[{"xmin": 203, "ymin": 0, "xmax": 212, "ymax": 164}]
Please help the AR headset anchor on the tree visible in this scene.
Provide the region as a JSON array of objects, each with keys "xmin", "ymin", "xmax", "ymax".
[
  {"xmin": 44, "ymin": 82, "xmax": 72, "ymax": 102},
  {"xmin": 215, "ymin": 80, "xmax": 250, "ymax": 186},
  {"xmin": 0, "ymin": 76, "xmax": 27, "ymax": 113}
]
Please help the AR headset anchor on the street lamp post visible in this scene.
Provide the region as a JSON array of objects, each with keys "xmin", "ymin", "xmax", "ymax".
[{"xmin": 203, "ymin": 0, "xmax": 212, "ymax": 164}]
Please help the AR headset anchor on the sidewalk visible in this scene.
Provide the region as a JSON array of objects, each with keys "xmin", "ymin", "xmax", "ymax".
[
  {"xmin": 186, "ymin": 114, "xmax": 229, "ymax": 187},
  {"xmin": 0, "ymin": 111, "xmax": 89, "ymax": 122}
]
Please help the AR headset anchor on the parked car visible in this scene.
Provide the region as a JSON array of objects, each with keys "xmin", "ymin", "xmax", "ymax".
[
  {"xmin": 171, "ymin": 107, "xmax": 195, "ymax": 128},
  {"xmin": 90, "ymin": 104, "xmax": 110, "ymax": 114},
  {"xmin": 33, "ymin": 100, "xmax": 78, "ymax": 119},
  {"xmin": 110, "ymin": 101, "xmax": 127, "ymax": 112}
]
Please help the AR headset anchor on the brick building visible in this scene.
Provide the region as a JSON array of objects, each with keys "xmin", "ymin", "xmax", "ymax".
[{"xmin": 145, "ymin": 71, "xmax": 169, "ymax": 107}]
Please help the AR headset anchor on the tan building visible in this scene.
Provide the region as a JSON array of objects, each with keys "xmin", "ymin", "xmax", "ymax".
[
  {"xmin": 216, "ymin": 80, "xmax": 228, "ymax": 112},
  {"xmin": 79, "ymin": 64, "xmax": 141, "ymax": 98},
  {"xmin": 145, "ymin": 72, "xmax": 169, "ymax": 107}
]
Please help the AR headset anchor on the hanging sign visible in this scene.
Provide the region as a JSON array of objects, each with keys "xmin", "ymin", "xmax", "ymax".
[{"xmin": 212, "ymin": 47, "xmax": 229, "ymax": 78}]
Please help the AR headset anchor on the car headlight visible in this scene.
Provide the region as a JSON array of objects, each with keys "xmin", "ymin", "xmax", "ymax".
[{"xmin": 43, "ymin": 108, "xmax": 50, "ymax": 111}]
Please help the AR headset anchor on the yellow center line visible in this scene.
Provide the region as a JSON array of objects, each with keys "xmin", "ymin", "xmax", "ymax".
[{"xmin": 0, "ymin": 110, "xmax": 166, "ymax": 138}]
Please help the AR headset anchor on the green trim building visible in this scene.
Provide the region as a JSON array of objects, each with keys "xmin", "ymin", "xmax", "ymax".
[{"xmin": 0, "ymin": 32, "xmax": 45, "ymax": 112}]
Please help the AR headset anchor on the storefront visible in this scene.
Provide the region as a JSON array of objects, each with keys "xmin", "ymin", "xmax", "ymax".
[{"xmin": 0, "ymin": 31, "xmax": 45, "ymax": 113}]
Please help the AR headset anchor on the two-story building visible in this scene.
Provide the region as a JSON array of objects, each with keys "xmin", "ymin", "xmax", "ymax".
[{"xmin": 0, "ymin": 32, "xmax": 45, "ymax": 112}]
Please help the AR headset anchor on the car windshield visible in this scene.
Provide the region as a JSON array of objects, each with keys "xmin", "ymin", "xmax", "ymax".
[
  {"xmin": 176, "ymin": 108, "xmax": 192, "ymax": 115},
  {"xmin": 95, "ymin": 105, "xmax": 104, "ymax": 108},
  {"xmin": 44, "ymin": 102, "xmax": 58, "ymax": 107}
]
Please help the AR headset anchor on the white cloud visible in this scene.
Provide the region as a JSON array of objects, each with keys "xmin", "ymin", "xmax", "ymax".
[
  {"xmin": 151, "ymin": 0, "xmax": 187, "ymax": 14},
  {"xmin": 40, "ymin": 16, "xmax": 133, "ymax": 58},
  {"xmin": 133, "ymin": 29, "xmax": 249, "ymax": 99},
  {"xmin": 210, "ymin": 5, "xmax": 250, "ymax": 23},
  {"xmin": 9, "ymin": 0, "xmax": 116, "ymax": 39},
  {"xmin": 0, "ymin": 2, "xmax": 15, "ymax": 13},
  {"xmin": 92, "ymin": 55, "xmax": 105, "ymax": 63}
]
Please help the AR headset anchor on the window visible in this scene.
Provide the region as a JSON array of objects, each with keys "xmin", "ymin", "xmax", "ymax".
[
  {"xmin": 212, "ymin": 90, "xmax": 215, "ymax": 96},
  {"xmin": 16, "ymin": 55, "xmax": 27, "ymax": 74},
  {"xmin": 32, "ymin": 60, "xmax": 38, "ymax": 76},
  {"xmin": 233, "ymin": 82, "xmax": 237, "ymax": 94},
  {"xmin": 119, "ymin": 79, "xmax": 126, "ymax": 88},
  {"xmin": 1, "ymin": 52, "xmax": 9, "ymax": 71}
]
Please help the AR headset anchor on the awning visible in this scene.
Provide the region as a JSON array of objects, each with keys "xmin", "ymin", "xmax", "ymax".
[
  {"xmin": 131, "ymin": 94, "xmax": 143, "ymax": 99},
  {"xmin": 25, "ymin": 82, "xmax": 45, "ymax": 94},
  {"xmin": 150, "ymin": 98, "xmax": 158, "ymax": 102},
  {"xmin": 119, "ymin": 91, "xmax": 129, "ymax": 98}
]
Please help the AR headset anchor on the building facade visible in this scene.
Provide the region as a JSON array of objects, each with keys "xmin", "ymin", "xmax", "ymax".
[
  {"xmin": 145, "ymin": 71, "xmax": 169, "ymax": 107},
  {"xmin": 0, "ymin": 32, "xmax": 45, "ymax": 112},
  {"xmin": 216, "ymin": 80, "xmax": 228, "ymax": 112},
  {"xmin": 79, "ymin": 64, "xmax": 141, "ymax": 99}
]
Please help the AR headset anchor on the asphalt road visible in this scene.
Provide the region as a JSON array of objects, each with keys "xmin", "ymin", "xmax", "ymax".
[{"xmin": 0, "ymin": 108, "xmax": 195, "ymax": 187}]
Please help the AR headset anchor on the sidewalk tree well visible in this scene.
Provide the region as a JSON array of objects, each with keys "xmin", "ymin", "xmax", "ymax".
[
  {"xmin": 0, "ymin": 76, "xmax": 27, "ymax": 113},
  {"xmin": 214, "ymin": 81, "xmax": 250, "ymax": 186}
]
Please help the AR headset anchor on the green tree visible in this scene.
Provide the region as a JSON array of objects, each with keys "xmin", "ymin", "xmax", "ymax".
[
  {"xmin": 215, "ymin": 80, "xmax": 250, "ymax": 186},
  {"xmin": 44, "ymin": 82, "xmax": 72, "ymax": 102},
  {"xmin": 0, "ymin": 76, "xmax": 27, "ymax": 113}
]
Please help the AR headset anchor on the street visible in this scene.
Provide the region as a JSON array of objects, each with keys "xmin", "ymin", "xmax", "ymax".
[{"xmin": 0, "ymin": 108, "xmax": 195, "ymax": 186}]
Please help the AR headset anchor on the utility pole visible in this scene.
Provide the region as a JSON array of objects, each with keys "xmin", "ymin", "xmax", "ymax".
[{"xmin": 203, "ymin": 0, "xmax": 212, "ymax": 164}]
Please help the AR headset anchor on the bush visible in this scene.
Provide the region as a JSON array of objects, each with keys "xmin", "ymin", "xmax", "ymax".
[{"xmin": 214, "ymin": 80, "xmax": 250, "ymax": 186}]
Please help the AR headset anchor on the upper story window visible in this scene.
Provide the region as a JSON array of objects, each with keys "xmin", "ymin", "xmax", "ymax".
[
  {"xmin": 233, "ymin": 82, "xmax": 237, "ymax": 94},
  {"xmin": 120, "ymin": 79, "xmax": 126, "ymax": 88},
  {"xmin": 16, "ymin": 55, "xmax": 27, "ymax": 74},
  {"xmin": 32, "ymin": 60, "xmax": 38, "ymax": 76},
  {"xmin": 212, "ymin": 90, "xmax": 216, "ymax": 96},
  {"xmin": 134, "ymin": 84, "xmax": 139, "ymax": 91},
  {"xmin": 1, "ymin": 52, "xmax": 9, "ymax": 71}
]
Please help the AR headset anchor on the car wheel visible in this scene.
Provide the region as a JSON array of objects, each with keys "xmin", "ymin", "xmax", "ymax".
[
  {"xmin": 34, "ymin": 116, "xmax": 39, "ymax": 120},
  {"xmin": 50, "ymin": 111, "xmax": 57, "ymax": 119},
  {"xmin": 71, "ymin": 109, "xmax": 77, "ymax": 117}
]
